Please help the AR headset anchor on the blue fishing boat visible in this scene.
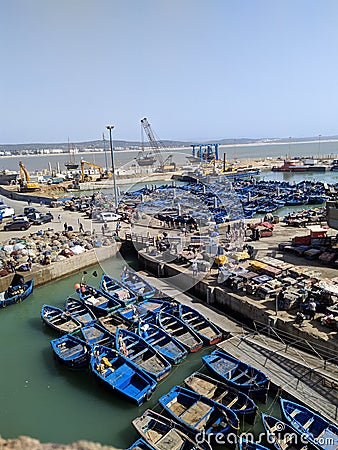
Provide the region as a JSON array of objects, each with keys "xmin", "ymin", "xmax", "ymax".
[
  {"xmin": 157, "ymin": 311, "xmax": 203, "ymax": 353},
  {"xmin": 203, "ymin": 350, "xmax": 270, "ymax": 403},
  {"xmin": 79, "ymin": 323, "xmax": 115, "ymax": 349},
  {"xmin": 178, "ymin": 304, "xmax": 223, "ymax": 345},
  {"xmin": 280, "ymin": 399, "xmax": 338, "ymax": 450},
  {"xmin": 158, "ymin": 385, "xmax": 239, "ymax": 444},
  {"xmin": 50, "ymin": 333, "xmax": 90, "ymax": 369},
  {"xmin": 239, "ymin": 438, "xmax": 270, "ymax": 450},
  {"xmin": 132, "ymin": 409, "xmax": 212, "ymax": 450},
  {"xmin": 184, "ymin": 372, "xmax": 257, "ymax": 424},
  {"xmin": 138, "ymin": 322, "xmax": 187, "ymax": 364},
  {"xmin": 126, "ymin": 438, "xmax": 155, "ymax": 450},
  {"xmin": 90, "ymin": 345, "xmax": 157, "ymax": 406},
  {"xmin": 41, "ymin": 304, "xmax": 82, "ymax": 334},
  {"xmin": 65, "ymin": 297, "xmax": 97, "ymax": 326},
  {"xmin": 121, "ymin": 267, "xmax": 156, "ymax": 299},
  {"xmin": 77, "ymin": 283, "xmax": 121, "ymax": 316},
  {"xmin": 262, "ymin": 414, "xmax": 310, "ymax": 450},
  {"xmin": 0, "ymin": 275, "xmax": 34, "ymax": 308},
  {"xmin": 100, "ymin": 274, "xmax": 137, "ymax": 306},
  {"xmin": 115, "ymin": 328, "xmax": 171, "ymax": 381},
  {"xmin": 98, "ymin": 312, "xmax": 129, "ymax": 336},
  {"xmin": 117, "ymin": 298, "xmax": 172, "ymax": 324}
]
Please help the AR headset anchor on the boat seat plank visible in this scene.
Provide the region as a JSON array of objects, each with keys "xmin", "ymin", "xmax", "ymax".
[
  {"xmin": 289, "ymin": 410, "xmax": 299, "ymax": 418},
  {"xmin": 302, "ymin": 418, "xmax": 314, "ymax": 430},
  {"xmin": 180, "ymin": 402, "xmax": 213, "ymax": 429},
  {"xmin": 231, "ymin": 369, "xmax": 249, "ymax": 382},
  {"xmin": 155, "ymin": 429, "xmax": 184, "ymax": 450},
  {"xmin": 129, "ymin": 348, "xmax": 148, "ymax": 360},
  {"xmin": 226, "ymin": 396, "xmax": 239, "ymax": 408}
]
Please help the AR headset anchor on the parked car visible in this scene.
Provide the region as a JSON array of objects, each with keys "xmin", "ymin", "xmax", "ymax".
[
  {"xmin": 24, "ymin": 207, "xmax": 40, "ymax": 216},
  {"xmin": 0, "ymin": 205, "xmax": 15, "ymax": 218},
  {"xmin": 27, "ymin": 212, "xmax": 53, "ymax": 225},
  {"xmin": 4, "ymin": 220, "xmax": 31, "ymax": 231},
  {"xmin": 97, "ymin": 212, "xmax": 122, "ymax": 222}
]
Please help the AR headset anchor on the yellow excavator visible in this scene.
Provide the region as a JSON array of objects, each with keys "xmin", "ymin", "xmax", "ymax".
[
  {"xmin": 19, "ymin": 161, "xmax": 40, "ymax": 192},
  {"xmin": 80, "ymin": 161, "xmax": 109, "ymax": 182}
]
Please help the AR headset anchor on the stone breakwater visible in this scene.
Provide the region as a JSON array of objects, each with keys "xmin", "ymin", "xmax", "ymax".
[{"xmin": 0, "ymin": 435, "xmax": 118, "ymax": 449}]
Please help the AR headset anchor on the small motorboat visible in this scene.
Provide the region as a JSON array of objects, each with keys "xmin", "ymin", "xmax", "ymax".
[
  {"xmin": 90, "ymin": 345, "xmax": 157, "ymax": 406},
  {"xmin": 116, "ymin": 328, "xmax": 171, "ymax": 381},
  {"xmin": 100, "ymin": 274, "xmax": 137, "ymax": 306},
  {"xmin": 132, "ymin": 409, "xmax": 212, "ymax": 450},
  {"xmin": 79, "ymin": 323, "xmax": 115, "ymax": 349},
  {"xmin": 50, "ymin": 333, "xmax": 90, "ymax": 369},
  {"xmin": 41, "ymin": 304, "xmax": 82, "ymax": 334},
  {"xmin": 65, "ymin": 297, "xmax": 97, "ymax": 326},
  {"xmin": 262, "ymin": 414, "xmax": 311, "ymax": 450},
  {"xmin": 158, "ymin": 385, "xmax": 239, "ymax": 444},
  {"xmin": 157, "ymin": 311, "xmax": 203, "ymax": 353},
  {"xmin": 0, "ymin": 274, "xmax": 34, "ymax": 308},
  {"xmin": 77, "ymin": 283, "xmax": 121, "ymax": 316},
  {"xmin": 184, "ymin": 372, "xmax": 257, "ymax": 424},
  {"xmin": 178, "ymin": 304, "xmax": 223, "ymax": 345},
  {"xmin": 280, "ymin": 398, "xmax": 338, "ymax": 450},
  {"xmin": 121, "ymin": 267, "xmax": 156, "ymax": 299},
  {"xmin": 138, "ymin": 322, "xmax": 187, "ymax": 365},
  {"xmin": 203, "ymin": 350, "xmax": 270, "ymax": 403}
]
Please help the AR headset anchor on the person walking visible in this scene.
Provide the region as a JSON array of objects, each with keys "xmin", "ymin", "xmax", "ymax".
[
  {"xmin": 79, "ymin": 222, "xmax": 84, "ymax": 233},
  {"xmin": 57, "ymin": 214, "xmax": 62, "ymax": 223},
  {"xmin": 64, "ymin": 222, "xmax": 68, "ymax": 232},
  {"xmin": 308, "ymin": 298, "xmax": 317, "ymax": 320},
  {"xmin": 191, "ymin": 260, "xmax": 198, "ymax": 277}
]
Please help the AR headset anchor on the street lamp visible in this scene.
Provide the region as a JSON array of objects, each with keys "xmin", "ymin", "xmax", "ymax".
[
  {"xmin": 318, "ymin": 134, "xmax": 322, "ymax": 159},
  {"xmin": 106, "ymin": 125, "xmax": 118, "ymax": 210}
]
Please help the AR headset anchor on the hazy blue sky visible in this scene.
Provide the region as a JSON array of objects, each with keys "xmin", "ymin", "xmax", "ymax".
[{"xmin": 2, "ymin": 0, "xmax": 338, "ymax": 144}]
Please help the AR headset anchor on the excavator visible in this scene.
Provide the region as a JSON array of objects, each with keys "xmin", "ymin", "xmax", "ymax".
[
  {"xmin": 18, "ymin": 161, "xmax": 40, "ymax": 192},
  {"xmin": 80, "ymin": 161, "xmax": 109, "ymax": 182}
]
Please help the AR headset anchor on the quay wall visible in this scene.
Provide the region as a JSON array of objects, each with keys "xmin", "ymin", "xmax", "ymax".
[
  {"xmin": 0, "ymin": 185, "xmax": 54, "ymax": 205},
  {"xmin": 139, "ymin": 253, "xmax": 338, "ymax": 354},
  {"xmin": 0, "ymin": 245, "xmax": 118, "ymax": 292}
]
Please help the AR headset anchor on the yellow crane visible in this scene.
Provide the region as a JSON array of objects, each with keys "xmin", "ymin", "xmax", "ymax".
[
  {"xmin": 80, "ymin": 161, "xmax": 109, "ymax": 182},
  {"xmin": 19, "ymin": 161, "xmax": 40, "ymax": 192}
]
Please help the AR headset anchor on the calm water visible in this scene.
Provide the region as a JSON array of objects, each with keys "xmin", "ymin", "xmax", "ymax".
[{"xmin": 0, "ymin": 254, "xmax": 282, "ymax": 447}]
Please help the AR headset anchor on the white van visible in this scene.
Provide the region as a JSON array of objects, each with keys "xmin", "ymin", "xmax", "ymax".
[{"xmin": 97, "ymin": 212, "xmax": 121, "ymax": 222}]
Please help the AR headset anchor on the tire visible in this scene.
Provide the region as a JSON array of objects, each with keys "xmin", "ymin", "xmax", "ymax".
[{"xmin": 21, "ymin": 226, "xmax": 26, "ymax": 231}]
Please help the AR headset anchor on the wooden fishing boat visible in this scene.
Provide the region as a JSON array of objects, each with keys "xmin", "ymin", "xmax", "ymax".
[
  {"xmin": 41, "ymin": 304, "xmax": 82, "ymax": 334},
  {"xmin": 117, "ymin": 298, "xmax": 171, "ymax": 324},
  {"xmin": 239, "ymin": 438, "xmax": 270, "ymax": 450},
  {"xmin": 158, "ymin": 385, "xmax": 239, "ymax": 444},
  {"xmin": 77, "ymin": 283, "xmax": 121, "ymax": 316},
  {"xmin": 138, "ymin": 322, "xmax": 187, "ymax": 364},
  {"xmin": 184, "ymin": 372, "xmax": 257, "ymax": 424},
  {"xmin": 79, "ymin": 323, "xmax": 115, "ymax": 349},
  {"xmin": 100, "ymin": 274, "xmax": 137, "ymax": 306},
  {"xmin": 280, "ymin": 399, "xmax": 338, "ymax": 450},
  {"xmin": 65, "ymin": 297, "xmax": 97, "ymax": 326},
  {"xmin": 0, "ymin": 275, "xmax": 34, "ymax": 308},
  {"xmin": 98, "ymin": 312, "xmax": 129, "ymax": 336},
  {"xmin": 121, "ymin": 267, "xmax": 156, "ymax": 299},
  {"xmin": 126, "ymin": 438, "xmax": 155, "ymax": 450},
  {"xmin": 262, "ymin": 414, "xmax": 310, "ymax": 450},
  {"xmin": 90, "ymin": 345, "xmax": 157, "ymax": 406},
  {"xmin": 157, "ymin": 311, "xmax": 203, "ymax": 353},
  {"xmin": 202, "ymin": 350, "xmax": 270, "ymax": 403},
  {"xmin": 50, "ymin": 333, "xmax": 90, "ymax": 369},
  {"xmin": 115, "ymin": 328, "xmax": 171, "ymax": 381},
  {"xmin": 178, "ymin": 304, "xmax": 223, "ymax": 345},
  {"xmin": 132, "ymin": 409, "xmax": 212, "ymax": 450}
]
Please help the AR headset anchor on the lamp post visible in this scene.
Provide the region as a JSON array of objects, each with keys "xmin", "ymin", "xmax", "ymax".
[
  {"xmin": 318, "ymin": 134, "xmax": 322, "ymax": 159},
  {"xmin": 106, "ymin": 125, "xmax": 118, "ymax": 210}
]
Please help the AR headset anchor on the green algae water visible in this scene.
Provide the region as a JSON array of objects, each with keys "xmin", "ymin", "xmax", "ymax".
[{"xmin": 0, "ymin": 255, "xmax": 282, "ymax": 448}]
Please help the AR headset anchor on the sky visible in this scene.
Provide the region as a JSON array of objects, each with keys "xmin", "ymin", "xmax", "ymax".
[{"xmin": 2, "ymin": 0, "xmax": 338, "ymax": 144}]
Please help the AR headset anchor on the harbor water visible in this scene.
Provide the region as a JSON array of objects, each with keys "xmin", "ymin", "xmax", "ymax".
[{"xmin": 0, "ymin": 253, "xmax": 281, "ymax": 448}]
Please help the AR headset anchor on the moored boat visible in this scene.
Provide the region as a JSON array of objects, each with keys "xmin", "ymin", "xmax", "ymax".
[
  {"xmin": 0, "ymin": 275, "xmax": 34, "ymax": 308},
  {"xmin": 79, "ymin": 323, "xmax": 115, "ymax": 349},
  {"xmin": 202, "ymin": 350, "xmax": 270, "ymax": 403},
  {"xmin": 100, "ymin": 274, "xmax": 137, "ymax": 306},
  {"xmin": 90, "ymin": 345, "xmax": 157, "ymax": 406},
  {"xmin": 138, "ymin": 322, "xmax": 187, "ymax": 364},
  {"xmin": 262, "ymin": 414, "xmax": 311, "ymax": 450},
  {"xmin": 98, "ymin": 312, "xmax": 129, "ymax": 336},
  {"xmin": 41, "ymin": 304, "xmax": 82, "ymax": 334},
  {"xmin": 115, "ymin": 328, "xmax": 171, "ymax": 381},
  {"xmin": 178, "ymin": 304, "xmax": 223, "ymax": 345},
  {"xmin": 132, "ymin": 409, "xmax": 212, "ymax": 450},
  {"xmin": 117, "ymin": 298, "xmax": 171, "ymax": 324},
  {"xmin": 157, "ymin": 311, "xmax": 203, "ymax": 352},
  {"xmin": 50, "ymin": 333, "xmax": 90, "ymax": 369},
  {"xmin": 280, "ymin": 399, "xmax": 338, "ymax": 450},
  {"xmin": 121, "ymin": 267, "xmax": 156, "ymax": 299},
  {"xmin": 65, "ymin": 297, "xmax": 97, "ymax": 326},
  {"xmin": 184, "ymin": 372, "xmax": 257, "ymax": 424},
  {"xmin": 158, "ymin": 385, "xmax": 239, "ymax": 444},
  {"xmin": 77, "ymin": 283, "xmax": 121, "ymax": 316}
]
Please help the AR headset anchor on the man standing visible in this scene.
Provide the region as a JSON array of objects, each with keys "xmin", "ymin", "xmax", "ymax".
[{"xmin": 308, "ymin": 298, "xmax": 317, "ymax": 320}]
